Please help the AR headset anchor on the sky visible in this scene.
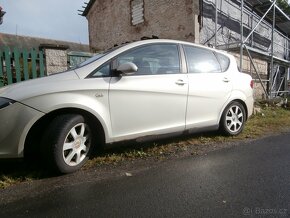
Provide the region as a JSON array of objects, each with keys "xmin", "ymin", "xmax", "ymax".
[
  {"xmin": 0, "ymin": 0, "xmax": 89, "ymax": 44},
  {"xmin": 0, "ymin": 0, "xmax": 289, "ymax": 45}
]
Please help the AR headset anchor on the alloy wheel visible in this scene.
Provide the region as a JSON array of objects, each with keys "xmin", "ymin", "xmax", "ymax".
[
  {"xmin": 225, "ymin": 105, "xmax": 244, "ymax": 134},
  {"xmin": 62, "ymin": 123, "xmax": 91, "ymax": 167}
]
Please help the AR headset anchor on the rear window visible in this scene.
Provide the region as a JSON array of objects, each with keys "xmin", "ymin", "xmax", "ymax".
[{"xmin": 215, "ymin": 53, "xmax": 230, "ymax": 72}]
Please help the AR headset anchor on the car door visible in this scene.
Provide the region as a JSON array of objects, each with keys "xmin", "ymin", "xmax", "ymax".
[
  {"xmin": 109, "ymin": 43, "xmax": 188, "ymax": 141},
  {"xmin": 183, "ymin": 45, "xmax": 233, "ymax": 129}
]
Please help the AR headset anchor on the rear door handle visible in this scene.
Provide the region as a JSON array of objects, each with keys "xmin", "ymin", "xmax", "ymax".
[{"xmin": 175, "ymin": 79, "xmax": 187, "ymax": 86}]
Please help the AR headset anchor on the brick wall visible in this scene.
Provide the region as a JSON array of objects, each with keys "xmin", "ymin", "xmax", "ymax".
[{"xmin": 86, "ymin": 0, "xmax": 200, "ymax": 51}]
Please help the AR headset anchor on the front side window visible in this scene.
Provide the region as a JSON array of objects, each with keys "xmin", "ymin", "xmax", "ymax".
[
  {"xmin": 91, "ymin": 63, "xmax": 111, "ymax": 77},
  {"xmin": 184, "ymin": 45, "xmax": 221, "ymax": 73},
  {"xmin": 115, "ymin": 44, "xmax": 181, "ymax": 75}
]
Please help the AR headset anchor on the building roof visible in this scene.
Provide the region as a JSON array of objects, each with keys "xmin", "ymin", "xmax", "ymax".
[
  {"xmin": 80, "ymin": 0, "xmax": 96, "ymax": 17},
  {"xmin": 0, "ymin": 33, "xmax": 90, "ymax": 52}
]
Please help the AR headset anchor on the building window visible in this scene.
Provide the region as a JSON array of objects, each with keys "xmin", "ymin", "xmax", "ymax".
[{"xmin": 131, "ymin": 0, "xmax": 144, "ymax": 25}]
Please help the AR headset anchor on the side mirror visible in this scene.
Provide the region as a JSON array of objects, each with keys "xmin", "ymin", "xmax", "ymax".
[{"xmin": 116, "ymin": 62, "xmax": 138, "ymax": 76}]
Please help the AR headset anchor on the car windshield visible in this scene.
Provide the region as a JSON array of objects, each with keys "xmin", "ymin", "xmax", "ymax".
[
  {"xmin": 74, "ymin": 44, "xmax": 128, "ymax": 69},
  {"xmin": 76, "ymin": 53, "xmax": 106, "ymax": 68}
]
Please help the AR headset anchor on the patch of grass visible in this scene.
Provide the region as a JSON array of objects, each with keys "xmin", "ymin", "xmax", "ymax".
[
  {"xmin": 1, "ymin": 106, "xmax": 290, "ymax": 189},
  {"xmin": 243, "ymin": 107, "xmax": 290, "ymax": 136},
  {"xmin": 0, "ymin": 176, "xmax": 19, "ymax": 189},
  {"xmin": 0, "ymin": 175, "xmax": 33, "ymax": 189}
]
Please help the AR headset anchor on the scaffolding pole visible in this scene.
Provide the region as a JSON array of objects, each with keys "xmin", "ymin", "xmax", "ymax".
[
  {"xmin": 269, "ymin": 0, "xmax": 277, "ymax": 98},
  {"xmin": 215, "ymin": 0, "xmax": 218, "ymax": 47},
  {"xmin": 245, "ymin": 46, "xmax": 268, "ymax": 95}
]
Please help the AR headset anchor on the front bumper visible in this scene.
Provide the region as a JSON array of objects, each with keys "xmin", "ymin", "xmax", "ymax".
[{"xmin": 0, "ymin": 102, "xmax": 44, "ymax": 158}]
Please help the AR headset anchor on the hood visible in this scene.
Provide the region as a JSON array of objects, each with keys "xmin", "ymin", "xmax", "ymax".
[{"xmin": 0, "ymin": 70, "xmax": 80, "ymax": 101}]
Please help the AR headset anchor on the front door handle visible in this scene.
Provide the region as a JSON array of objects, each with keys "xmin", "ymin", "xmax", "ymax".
[
  {"xmin": 223, "ymin": 77, "xmax": 230, "ymax": 83},
  {"xmin": 175, "ymin": 79, "xmax": 187, "ymax": 86}
]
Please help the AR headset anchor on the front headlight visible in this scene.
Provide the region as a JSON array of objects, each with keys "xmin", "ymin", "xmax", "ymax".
[{"xmin": 0, "ymin": 97, "xmax": 16, "ymax": 109}]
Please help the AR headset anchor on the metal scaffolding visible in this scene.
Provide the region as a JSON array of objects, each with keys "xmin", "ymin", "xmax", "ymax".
[{"xmin": 212, "ymin": 0, "xmax": 290, "ymax": 99}]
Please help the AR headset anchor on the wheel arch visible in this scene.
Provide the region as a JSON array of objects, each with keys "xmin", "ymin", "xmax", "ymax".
[
  {"xmin": 24, "ymin": 107, "xmax": 107, "ymax": 158},
  {"xmin": 219, "ymin": 98, "xmax": 248, "ymax": 124}
]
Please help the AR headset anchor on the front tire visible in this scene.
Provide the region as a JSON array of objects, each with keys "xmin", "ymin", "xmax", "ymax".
[
  {"xmin": 220, "ymin": 101, "xmax": 246, "ymax": 136},
  {"xmin": 41, "ymin": 114, "xmax": 93, "ymax": 174}
]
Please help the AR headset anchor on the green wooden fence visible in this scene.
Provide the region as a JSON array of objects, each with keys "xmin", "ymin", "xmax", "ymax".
[{"xmin": 0, "ymin": 47, "xmax": 46, "ymax": 87}]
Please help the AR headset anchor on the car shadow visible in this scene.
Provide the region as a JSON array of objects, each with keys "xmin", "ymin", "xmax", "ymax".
[
  {"xmin": 0, "ymin": 131, "xmax": 222, "ymax": 184},
  {"xmin": 0, "ymin": 158, "xmax": 54, "ymax": 182},
  {"xmin": 93, "ymin": 130, "xmax": 223, "ymax": 160}
]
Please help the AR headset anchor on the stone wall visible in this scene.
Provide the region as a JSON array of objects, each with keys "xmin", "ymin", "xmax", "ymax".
[
  {"xmin": 86, "ymin": 0, "xmax": 200, "ymax": 51},
  {"xmin": 231, "ymin": 52, "xmax": 268, "ymax": 99},
  {"xmin": 44, "ymin": 48, "xmax": 68, "ymax": 75}
]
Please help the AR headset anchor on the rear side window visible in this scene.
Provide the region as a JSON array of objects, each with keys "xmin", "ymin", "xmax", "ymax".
[
  {"xmin": 215, "ymin": 53, "xmax": 230, "ymax": 72},
  {"xmin": 184, "ymin": 45, "xmax": 221, "ymax": 73}
]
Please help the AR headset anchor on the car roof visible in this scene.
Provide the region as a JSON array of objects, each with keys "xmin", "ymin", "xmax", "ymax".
[
  {"xmin": 106, "ymin": 39, "xmax": 230, "ymax": 60},
  {"xmin": 115, "ymin": 39, "xmax": 218, "ymax": 52},
  {"xmin": 75, "ymin": 39, "xmax": 232, "ymax": 79}
]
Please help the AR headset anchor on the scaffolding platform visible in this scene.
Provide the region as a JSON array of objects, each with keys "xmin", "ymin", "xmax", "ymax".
[{"xmin": 218, "ymin": 42, "xmax": 290, "ymax": 67}]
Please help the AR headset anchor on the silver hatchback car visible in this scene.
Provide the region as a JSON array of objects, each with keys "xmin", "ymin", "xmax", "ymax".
[{"xmin": 0, "ymin": 39, "xmax": 254, "ymax": 173}]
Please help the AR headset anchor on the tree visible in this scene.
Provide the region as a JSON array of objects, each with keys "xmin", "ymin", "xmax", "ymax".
[
  {"xmin": 0, "ymin": 6, "xmax": 6, "ymax": 25},
  {"xmin": 277, "ymin": 0, "xmax": 290, "ymax": 16}
]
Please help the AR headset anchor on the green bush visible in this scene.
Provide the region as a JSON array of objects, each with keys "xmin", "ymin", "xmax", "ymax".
[
  {"xmin": 277, "ymin": 0, "xmax": 290, "ymax": 16},
  {"xmin": 0, "ymin": 76, "xmax": 7, "ymax": 86}
]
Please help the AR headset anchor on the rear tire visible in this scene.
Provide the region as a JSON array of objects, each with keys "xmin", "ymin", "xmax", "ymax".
[
  {"xmin": 41, "ymin": 114, "xmax": 93, "ymax": 174},
  {"xmin": 220, "ymin": 101, "xmax": 246, "ymax": 136}
]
